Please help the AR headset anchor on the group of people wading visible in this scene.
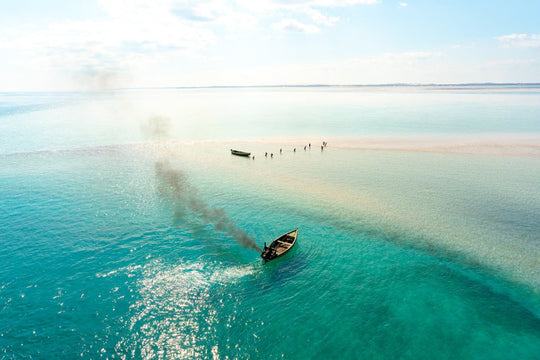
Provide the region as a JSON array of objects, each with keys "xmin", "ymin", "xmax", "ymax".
[{"xmin": 255, "ymin": 141, "xmax": 327, "ymax": 160}]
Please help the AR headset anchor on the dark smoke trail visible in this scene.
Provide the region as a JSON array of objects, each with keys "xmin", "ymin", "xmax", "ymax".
[{"xmin": 155, "ymin": 161, "xmax": 262, "ymax": 252}]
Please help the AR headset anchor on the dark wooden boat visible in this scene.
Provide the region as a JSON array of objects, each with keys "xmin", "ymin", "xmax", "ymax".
[
  {"xmin": 261, "ymin": 228, "xmax": 298, "ymax": 262},
  {"xmin": 230, "ymin": 149, "xmax": 251, "ymax": 157}
]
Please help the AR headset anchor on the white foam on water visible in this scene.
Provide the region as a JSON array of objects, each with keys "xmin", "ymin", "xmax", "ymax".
[{"xmin": 114, "ymin": 260, "xmax": 259, "ymax": 359}]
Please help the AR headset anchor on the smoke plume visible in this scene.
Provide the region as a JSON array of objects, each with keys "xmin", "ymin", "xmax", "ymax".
[
  {"xmin": 71, "ymin": 70, "xmax": 132, "ymax": 91},
  {"xmin": 141, "ymin": 116, "xmax": 172, "ymax": 140},
  {"xmin": 155, "ymin": 161, "xmax": 262, "ymax": 252}
]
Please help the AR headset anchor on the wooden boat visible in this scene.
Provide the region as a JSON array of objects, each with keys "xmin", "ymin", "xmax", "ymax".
[
  {"xmin": 230, "ymin": 149, "xmax": 251, "ymax": 157},
  {"xmin": 261, "ymin": 228, "xmax": 298, "ymax": 262}
]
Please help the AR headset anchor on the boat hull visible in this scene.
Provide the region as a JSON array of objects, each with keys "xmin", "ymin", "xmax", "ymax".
[{"xmin": 230, "ymin": 149, "xmax": 251, "ymax": 157}]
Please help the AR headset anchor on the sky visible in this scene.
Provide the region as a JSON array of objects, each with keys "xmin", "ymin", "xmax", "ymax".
[{"xmin": 0, "ymin": 0, "xmax": 539, "ymax": 90}]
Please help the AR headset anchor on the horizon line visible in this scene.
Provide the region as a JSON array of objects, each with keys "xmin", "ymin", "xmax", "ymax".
[
  {"xmin": 130, "ymin": 82, "xmax": 540, "ymax": 90},
  {"xmin": 2, "ymin": 82, "xmax": 540, "ymax": 93}
]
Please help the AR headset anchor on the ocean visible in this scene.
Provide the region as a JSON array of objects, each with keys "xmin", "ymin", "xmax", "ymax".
[{"xmin": 1, "ymin": 86, "xmax": 539, "ymax": 359}]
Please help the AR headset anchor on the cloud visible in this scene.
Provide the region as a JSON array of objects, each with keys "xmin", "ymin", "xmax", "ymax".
[
  {"xmin": 237, "ymin": 0, "xmax": 378, "ymax": 10},
  {"xmin": 193, "ymin": 49, "xmax": 447, "ymax": 86},
  {"xmin": 0, "ymin": 0, "xmax": 381, "ymax": 88},
  {"xmin": 484, "ymin": 57, "xmax": 540, "ymax": 68},
  {"xmin": 305, "ymin": 8, "xmax": 339, "ymax": 26},
  {"xmin": 236, "ymin": 0, "xmax": 377, "ymax": 30},
  {"xmin": 399, "ymin": 2, "xmax": 408, "ymax": 7},
  {"xmin": 496, "ymin": 33, "xmax": 540, "ymax": 48},
  {"xmin": 272, "ymin": 19, "xmax": 320, "ymax": 34},
  {"xmin": 311, "ymin": 0, "xmax": 379, "ymax": 5},
  {"xmin": 377, "ymin": 51, "xmax": 442, "ymax": 65},
  {"xmin": 172, "ymin": 1, "xmax": 258, "ymax": 29},
  {"xmin": 1, "ymin": 1, "xmax": 218, "ymax": 75},
  {"xmin": 451, "ymin": 42, "xmax": 476, "ymax": 49}
]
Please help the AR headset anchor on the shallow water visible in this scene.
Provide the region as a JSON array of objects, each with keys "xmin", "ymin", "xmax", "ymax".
[
  {"xmin": 1, "ymin": 87, "xmax": 540, "ymax": 358},
  {"xmin": 2, "ymin": 86, "xmax": 540, "ymax": 154}
]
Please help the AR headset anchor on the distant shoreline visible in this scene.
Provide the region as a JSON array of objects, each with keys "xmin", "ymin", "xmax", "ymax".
[
  {"xmin": 129, "ymin": 83, "xmax": 540, "ymax": 91},
  {"xmin": 3, "ymin": 83, "xmax": 540, "ymax": 94}
]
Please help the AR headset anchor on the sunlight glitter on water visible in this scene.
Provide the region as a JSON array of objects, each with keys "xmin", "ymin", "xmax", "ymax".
[{"xmin": 114, "ymin": 260, "xmax": 262, "ymax": 359}]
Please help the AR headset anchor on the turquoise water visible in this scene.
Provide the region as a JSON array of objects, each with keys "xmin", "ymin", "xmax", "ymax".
[{"xmin": 1, "ymin": 87, "xmax": 540, "ymax": 358}]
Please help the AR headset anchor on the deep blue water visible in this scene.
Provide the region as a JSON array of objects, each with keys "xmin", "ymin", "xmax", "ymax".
[{"xmin": 1, "ymin": 87, "xmax": 540, "ymax": 359}]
